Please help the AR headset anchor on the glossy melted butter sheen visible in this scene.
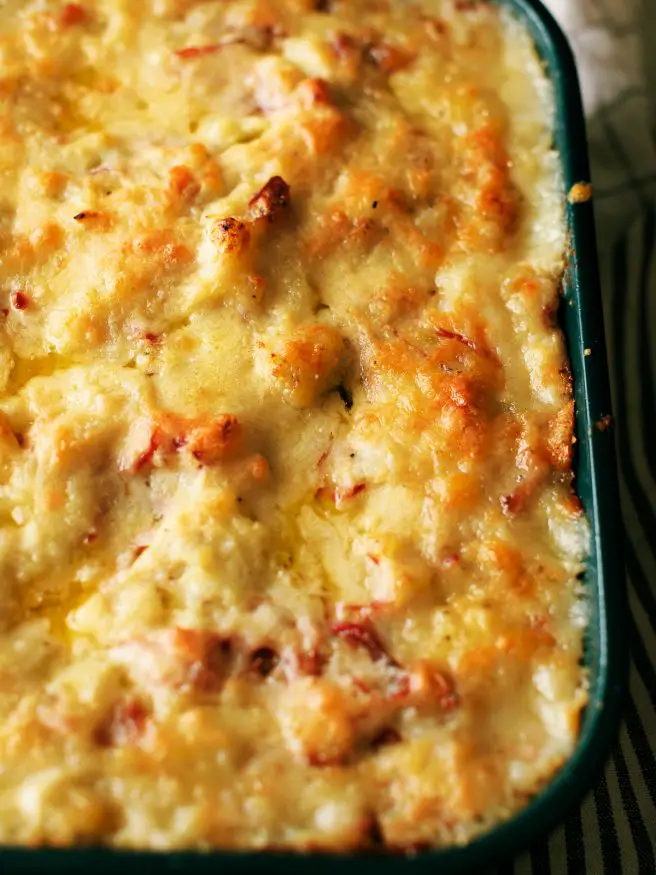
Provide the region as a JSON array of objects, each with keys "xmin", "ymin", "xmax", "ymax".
[{"xmin": 0, "ymin": 0, "xmax": 588, "ymax": 852}]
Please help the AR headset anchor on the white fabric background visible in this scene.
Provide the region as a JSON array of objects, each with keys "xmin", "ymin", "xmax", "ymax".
[{"xmin": 547, "ymin": 0, "xmax": 656, "ymax": 241}]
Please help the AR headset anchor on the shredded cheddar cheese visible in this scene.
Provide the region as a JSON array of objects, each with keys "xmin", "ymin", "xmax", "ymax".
[{"xmin": 0, "ymin": 0, "xmax": 588, "ymax": 852}]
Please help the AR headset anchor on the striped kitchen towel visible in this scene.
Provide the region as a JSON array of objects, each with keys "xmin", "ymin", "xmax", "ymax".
[{"xmin": 498, "ymin": 1, "xmax": 656, "ymax": 874}]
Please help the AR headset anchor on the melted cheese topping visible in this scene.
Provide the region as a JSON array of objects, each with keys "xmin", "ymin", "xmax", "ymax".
[{"xmin": 0, "ymin": 0, "xmax": 588, "ymax": 852}]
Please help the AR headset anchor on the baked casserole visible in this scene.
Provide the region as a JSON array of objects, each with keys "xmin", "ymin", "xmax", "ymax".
[{"xmin": 0, "ymin": 0, "xmax": 589, "ymax": 852}]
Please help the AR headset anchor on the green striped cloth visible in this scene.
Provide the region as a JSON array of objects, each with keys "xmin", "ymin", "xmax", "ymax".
[{"xmin": 498, "ymin": 1, "xmax": 656, "ymax": 872}]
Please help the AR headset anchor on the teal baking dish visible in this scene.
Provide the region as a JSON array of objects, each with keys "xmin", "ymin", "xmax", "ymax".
[{"xmin": 0, "ymin": 0, "xmax": 626, "ymax": 871}]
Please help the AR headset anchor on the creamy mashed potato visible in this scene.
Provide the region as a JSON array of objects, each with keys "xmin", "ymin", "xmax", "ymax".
[{"xmin": 0, "ymin": 0, "xmax": 588, "ymax": 852}]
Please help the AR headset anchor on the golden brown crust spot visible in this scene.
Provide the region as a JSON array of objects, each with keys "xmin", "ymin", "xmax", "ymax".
[
  {"xmin": 129, "ymin": 413, "xmax": 243, "ymax": 471},
  {"xmin": 38, "ymin": 170, "xmax": 68, "ymax": 198},
  {"xmin": 306, "ymin": 210, "xmax": 386, "ymax": 259},
  {"xmin": 167, "ymin": 165, "xmax": 201, "ymax": 206},
  {"xmin": 181, "ymin": 414, "xmax": 244, "ymax": 465},
  {"xmin": 270, "ymin": 323, "xmax": 351, "ymax": 408},
  {"xmin": 30, "ymin": 222, "xmax": 64, "ymax": 257},
  {"xmin": 458, "ymin": 123, "xmax": 518, "ymax": 253},
  {"xmin": 131, "ymin": 229, "xmax": 193, "ymax": 269},
  {"xmin": 545, "ymin": 401, "xmax": 575, "ymax": 470},
  {"xmin": 210, "ymin": 218, "xmax": 251, "ymax": 256},
  {"xmin": 296, "ymin": 77, "xmax": 333, "ymax": 108},
  {"xmin": 479, "ymin": 539, "xmax": 528, "ymax": 595},
  {"xmin": 300, "ymin": 100, "xmax": 353, "ymax": 155},
  {"xmin": 281, "ymin": 678, "xmax": 355, "ymax": 766},
  {"xmin": 568, "ymin": 182, "xmax": 592, "ymax": 205}
]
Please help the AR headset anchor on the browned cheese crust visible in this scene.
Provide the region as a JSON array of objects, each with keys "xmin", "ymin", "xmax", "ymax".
[{"xmin": 0, "ymin": 0, "xmax": 588, "ymax": 852}]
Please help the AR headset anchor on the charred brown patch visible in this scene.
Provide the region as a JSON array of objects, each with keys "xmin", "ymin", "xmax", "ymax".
[
  {"xmin": 10, "ymin": 291, "xmax": 29, "ymax": 311},
  {"xmin": 564, "ymin": 493, "xmax": 584, "ymax": 514},
  {"xmin": 336, "ymin": 383, "xmax": 353, "ymax": 410},
  {"xmin": 297, "ymin": 77, "xmax": 333, "ymax": 107},
  {"xmin": 369, "ymin": 726, "xmax": 401, "ymax": 750},
  {"xmin": 500, "ymin": 489, "xmax": 526, "ymax": 516},
  {"xmin": 541, "ymin": 304, "xmax": 558, "ymax": 329},
  {"xmin": 363, "ymin": 813, "xmax": 386, "ymax": 848},
  {"xmin": 250, "ymin": 647, "xmax": 278, "ymax": 677},
  {"xmin": 248, "ymin": 176, "xmax": 291, "ymax": 223},
  {"xmin": 172, "ymin": 628, "xmax": 232, "ymax": 693},
  {"xmin": 73, "ymin": 210, "xmax": 112, "ymax": 230}
]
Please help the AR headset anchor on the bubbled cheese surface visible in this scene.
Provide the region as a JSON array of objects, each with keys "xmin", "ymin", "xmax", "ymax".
[{"xmin": 0, "ymin": 0, "xmax": 589, "ymax": 852}]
